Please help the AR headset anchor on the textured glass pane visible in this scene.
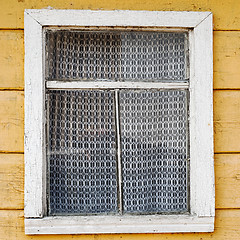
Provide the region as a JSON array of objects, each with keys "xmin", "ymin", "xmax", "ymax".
[
  {"xmin": 46, "ymin": 31, "xmax": 121, "ymax": 81},
  {"xmin": 121, "ymin": 32, "xmax": 186, "ymax": 81},
  {"xmin": 119, "ymin": 90, "xmax": 188, "ymax": 213},
  {"xmin": 47, "ymin": 90, "xmax": 118, "ymax": 215},
  {"xmin": 46, "ymin": 30, "xmax": 187, "ymax": 81}
]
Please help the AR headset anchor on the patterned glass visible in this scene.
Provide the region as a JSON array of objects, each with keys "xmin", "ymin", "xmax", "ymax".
[
  {"xmin": 119, "ymin": 90, "xmax": 188, "ymax": 213},
  {"xmin": 47, "ymin": 90, "xmax": 118, "ymax": 215},
  {"xmin": 46, "ymin": 30, "xmax": 187, "ymax": 81}
]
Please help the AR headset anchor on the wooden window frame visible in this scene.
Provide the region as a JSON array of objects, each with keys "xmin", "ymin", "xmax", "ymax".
[{"xmin": 24, "ymin": 9, "xmax": 214, "ymax": 234}]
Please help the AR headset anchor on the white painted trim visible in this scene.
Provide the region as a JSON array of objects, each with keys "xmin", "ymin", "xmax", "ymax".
[
  {"xmin": 189, "ymin": 13, "xmax": 214, "ymax": 217},
  {"xmin": 46, "ymin": 81, "xmax": 189, "ymax": 89},
  {"xmin": 25, "ymin": 9, "xmax": 211, "ymax": 28},
  {"xmin": 115, "ymin": 90, "xmax": 123, "ymax": 214},
  {"xmin": 24, "ymin": 9, "xmax": 214, "ymax": 234},
  {"xmin": 25, "ymin": 215, "xmax": 214, "ymax": 234},
  {"xmin": 24, "ymin": 11, "xmax": 46, "ymax": 218}
]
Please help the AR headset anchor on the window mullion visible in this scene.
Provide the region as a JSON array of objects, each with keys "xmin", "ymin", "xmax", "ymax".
[
  {"xmin": 115, "ymin": 89, "xmax": 123, "ymax": 214},
  {"xmin": 46, "ymin": 81, "xmax": 189, "ymax": 89}
]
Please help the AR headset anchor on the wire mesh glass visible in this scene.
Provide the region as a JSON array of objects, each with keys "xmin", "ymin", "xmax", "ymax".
[
  {"xmin": 47, "ymin": 90, "xmax": 118, "ymax": 215},
  {"xmin": 46, "ymin": 30, "xmax": 187, "ymax": 81},
  {"xmin": 119, "ymin": 90, "xmax": 188, "ymax": 213}
]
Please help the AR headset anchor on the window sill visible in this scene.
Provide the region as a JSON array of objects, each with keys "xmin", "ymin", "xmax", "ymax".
[{"xmin": 25, "ymin": 215, "xmax": 214, "ymax": 234}]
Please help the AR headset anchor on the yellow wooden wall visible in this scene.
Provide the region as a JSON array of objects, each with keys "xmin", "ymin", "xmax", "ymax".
[{"xmin": 0, "ymin": 0, "xmax": 240, "ymax": 239}]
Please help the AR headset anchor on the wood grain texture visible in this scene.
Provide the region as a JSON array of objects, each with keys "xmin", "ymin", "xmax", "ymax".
[
  {"xmin": 24, "ymin": 12, "xmax": 45, "ymax": 218},
  {"xmin": 25, "ymin": 215, "xmax": 214, "ymax": 234},
  {"xmin": 0, "ymin": 0, "xmax": 239, "ymax": 239},
  {"xmin": 0, "ymin": 0, "xmax": 240, "ymax": 30},
  {"xmin": 0, "ymin": 210, "xmax": 240, "ymax": 239},
  {"xmin": 0, "ymin": 31, "xmax": 24, "ymax": 90},
  {"xmin": 189, "ymin": 14, "xmax": 214, "ymax": 217},
  {"xmin": 26, "ymin": 10, "xmax": 209, "ymax": 28},
  {"xmin": 215, "ymin": 154, "xmax": 240, "ymax": 209},
  {"xmin": 0, "ymin": 91, "xmax": 24, "ymax": 152},
  {"xmin": 214, "ymin": 90, "xmax": 240, "ymax": 152},
  {"xmin": 213, "ymin": 31, "xmax": 240, "ymax": 89},
  {"xmin": 0, "ymin": 154, "xmax": 24, "ymax": 210},
  {"xmin": 47, "ymin": 81, "xmax": 189, "ymax": 89}
]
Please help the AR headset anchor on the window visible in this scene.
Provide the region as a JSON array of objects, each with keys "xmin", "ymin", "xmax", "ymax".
[
  {"xmin": 46, "ymin": 30, "xmax": 189, "ymax": 215},
  {"xmin": 24, "ymin": 10, "xmax": 214, "ymax": 234}
]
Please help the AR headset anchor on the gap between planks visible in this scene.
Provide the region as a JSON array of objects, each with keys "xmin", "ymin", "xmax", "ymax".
[
  {"xmin": 0, "ymin": 151, "xmax": 24, "ymax": 154},
  {"xmin": 0, "ymin": 89, "xmax": 24, "ymax": 92}
]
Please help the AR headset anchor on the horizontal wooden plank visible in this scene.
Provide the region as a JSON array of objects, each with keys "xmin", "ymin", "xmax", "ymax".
[
  {"xmin": 214, "ymin": 91, "xmax": 240, "ymax": 123},
  {"xmin": 213, "ymin": 31, "xmax": 240, "ymax": 89},
  {"xmin": 214, "ymin": 90, "xmax": 240, "ymax": 152},
  {"xmin": 215, "ymin": 154, "xmax": 240, "ymax": 209},
  {"xmin": 0, "ymin": 153, "xmax": 238, "ymax": 210},
  {"xmin": 0, "ymin": 210, "xmax": 239, "ymax": 239},
  {"xmin": 0, "ymin": 154, "xmax": 23, "ymax": 210},
  {"xmin": 0, "ymin": 0, "xmax": 240, "ymax": 30},
  {"xmin": 0, "ymin": 91, "xmax": 24, "ymax": 152},
  {"xmin": 0, "ymin": 31, "xmax": 24, "ymax": 90},
  {"xmin": 214, "ymin": 122, "xmax": 240, "ymax": 153}
]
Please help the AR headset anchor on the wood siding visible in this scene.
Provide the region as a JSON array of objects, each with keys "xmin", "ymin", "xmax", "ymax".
[{"xmin": 0, "ymin": 0, "xmax": 240, "ymax": 239}]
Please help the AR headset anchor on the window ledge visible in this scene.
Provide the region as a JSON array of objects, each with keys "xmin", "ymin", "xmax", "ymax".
[{"xmin": 25, "ymin": 215, "xmax": 214, "ymax": 234}]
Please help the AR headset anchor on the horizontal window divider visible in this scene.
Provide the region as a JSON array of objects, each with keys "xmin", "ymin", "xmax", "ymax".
[{"xmin": 46, "ymin": 81, "xmax": 189, "ymax": 90}]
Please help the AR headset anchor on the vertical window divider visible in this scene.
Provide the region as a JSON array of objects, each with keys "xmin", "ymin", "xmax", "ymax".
[
  {"xmin": 115, "ymin": 89, "xmax": 123, "ymax": 214},
  {"xmin": 45, "ymin": 91, "xmax": 50, "ymax": 215}
]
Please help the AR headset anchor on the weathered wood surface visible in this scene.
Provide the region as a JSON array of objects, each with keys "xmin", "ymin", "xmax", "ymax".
[
  {"xmin": 0, "ymin": 210, "xmax": 240, "ymax": 239},
  {"xmin": 188, "ymin": 14, "xmax": 214, "ymax": 218},
  {"xmin": 215, "ymin": 154, "xmax": 240, "ymax": 209},
  {"xmin": 0, "ymin": 31, "xmax": 24, "ymax": 90},
  {"xmin": 0, "ymin": 1, "xmax": 239, "ymax": 238},
  {"xmin": 213, "ymin": 31, "xmax": 240, "ymax": 89},
  {"xmin": 1, "ymin": 31, "xmax": 240, "ymax": 89},
  {"xmin": 24, "ymin": 11, "xmax": 45, "ymax": 218},
  {"xmin": 0, "ymin": 0, "xmax": 240, "ymax": 30},
  {"xmin": 0, "ymin": 91, "xmax": 24, "ymax": 152},
  {"xmin": 0, "ymin": 154, "xmax": 24, "ymax": 209},
  {"xmin": 26, "ymin": 10, "xmax": 210, "ymax": 28},
  {"xmin": 214, "ymin": 91, "xmax": 240, "ymax": 153}
]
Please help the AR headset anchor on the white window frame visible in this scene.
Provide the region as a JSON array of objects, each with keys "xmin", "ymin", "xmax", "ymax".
[{"xmin": 24, "ymin": 10, "xmax": 214, "ymax": 234}]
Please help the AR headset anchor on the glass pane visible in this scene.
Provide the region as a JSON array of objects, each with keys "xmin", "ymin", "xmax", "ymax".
[
  {"xmin": 121, "ymin": 32, "xmax": 186, "ymax": 81},
  {"xmin": 119, "ymin": 90, "xmax": 188, "ymax": 213},
  {"xmin": 47, "ymin": 90, "xmax": 118, "ymax": 215},
  {"xmin": 46, "ymin": 30, "xmax": 187, "ymax": 82}
]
